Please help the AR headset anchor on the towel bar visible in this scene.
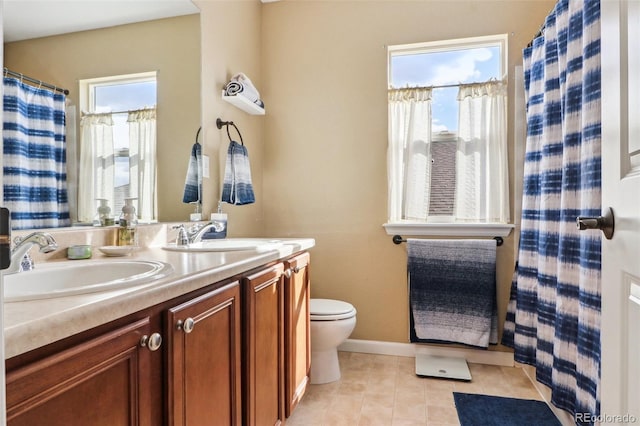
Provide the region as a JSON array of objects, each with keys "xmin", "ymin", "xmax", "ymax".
[{"xmin": 392, "ymin": 235, "xmax": 503, "ymax": 246}]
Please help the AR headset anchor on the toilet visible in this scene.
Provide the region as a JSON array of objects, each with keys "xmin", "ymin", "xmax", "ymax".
[{"xmin": 310, "ymin": 298, "xmax": 357, "ymax": 384}]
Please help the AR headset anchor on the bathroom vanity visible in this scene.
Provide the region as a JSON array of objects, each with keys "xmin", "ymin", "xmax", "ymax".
[{"xmin": 3, "ymin": 238, "xmax": 313, "ymax": 425}]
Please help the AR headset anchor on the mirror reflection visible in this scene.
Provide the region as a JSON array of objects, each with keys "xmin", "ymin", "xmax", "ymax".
[
  {"xmin": 3, "ymin": 12, "xmax": 201, "ymax": 230},
  {"xmin": 78, "ymin": 72, "xmax": 158, "ymax": 225}
]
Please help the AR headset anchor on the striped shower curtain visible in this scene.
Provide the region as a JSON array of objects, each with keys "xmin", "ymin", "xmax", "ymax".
[
  {"xmin": 3, "ymin": 77, "xmax": 71, "ymax": 229},
  {"xmin": 502, "ymin": 0, "xmax": 601, "ymax": 423}
]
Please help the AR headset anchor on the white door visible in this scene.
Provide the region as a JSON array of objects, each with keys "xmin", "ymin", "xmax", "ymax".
[{"xmin": 600, "ymin": 0, "xmax": 640, "ymax": 422}]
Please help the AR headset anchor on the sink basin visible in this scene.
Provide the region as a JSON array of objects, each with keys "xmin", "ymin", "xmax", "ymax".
[
  {"xmin": 163, "ymin": 238, "xmax": 284, "ymax": 252},
  {"xmin": 4, "ymin": 260, "xmax": 173, "ymax": 302}
]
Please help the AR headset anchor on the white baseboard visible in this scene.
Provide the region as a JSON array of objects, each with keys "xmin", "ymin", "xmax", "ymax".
[{"xmin": 338, "ymin": 339, "xmax": 514, "ymax": 367}]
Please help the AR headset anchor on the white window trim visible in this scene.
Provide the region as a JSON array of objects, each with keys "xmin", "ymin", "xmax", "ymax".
[
  {"xmin": 386, "ymin": 34, "xmax": 514, "ymax": 238},
  {"xmin": 388, "ymin": 34, "xmax": 508, "ymax": 76},
  {"xmin": 382, "ymin": 221, "xmax": 514, "ymax": 238},
  {"xmin": 79, "ymin": 71, "xmax": 157, "ymax": 113},
  {"xmin": 77, "ymin": 71, "xmax": 158, "ymax": 223}
]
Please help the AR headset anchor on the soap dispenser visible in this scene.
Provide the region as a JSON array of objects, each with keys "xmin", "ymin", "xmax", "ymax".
[
  {"xmin": 189, "ymin": 201, "xmax": 202, "ymax": 222},
  {"xmin": 208, "ymin": 201, "xmax": 228, "ymax": 239},
  {"xmin": 118, "ymin": 198, "xmax": 138, "ymax": 246},
  {"xmin": 94, "ymin": 198, "xmax": 114, "ymax": 227}
]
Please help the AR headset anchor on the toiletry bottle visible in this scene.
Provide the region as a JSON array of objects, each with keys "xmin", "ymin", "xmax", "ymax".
[
  {"xmin": 94, "ymin": 198, "xmax": 114, "ymax": 227},
  {"xmin": 118, "ymin": 198, "xmax": 138, "ymax": 246},
  {"xmin": 190, "ymin": 201, "xmax": 202, "ymax": 222},
  {"xmin": 209, "ymin": 201, "xmax": 228, "ymax": 239}
]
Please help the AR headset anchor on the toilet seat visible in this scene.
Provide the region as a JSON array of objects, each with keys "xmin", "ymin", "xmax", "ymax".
[{"xmin": 310, "ymin": 298, "xmax": 356, "ymax": 321}]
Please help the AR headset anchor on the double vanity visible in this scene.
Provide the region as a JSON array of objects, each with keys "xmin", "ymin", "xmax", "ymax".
[{"xmin": 3, "ymin": 230, "xmax": 314, "ymax": 425}]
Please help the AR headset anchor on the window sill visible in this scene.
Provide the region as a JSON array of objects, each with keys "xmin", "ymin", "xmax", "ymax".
[{"xmin": 382, "ymin": 222, "xmax": 514, "ymax": 238}]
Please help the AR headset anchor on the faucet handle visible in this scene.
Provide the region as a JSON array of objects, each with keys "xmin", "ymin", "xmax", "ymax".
[
  {"xmin": 172, "ymin": 225, "xmax": 189, "ymax": 246},
  {"xmin": 20, "ymin": 252, "xmax": 33, "ymax": 272}
]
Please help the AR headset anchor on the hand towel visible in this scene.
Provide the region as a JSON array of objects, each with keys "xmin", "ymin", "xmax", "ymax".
[
  {"xmin": 224, "ymin": 72, "xmax": 265, "ymax": 108},
  {"xmin": 221, "ymin": 140, "xmax": 255, "ymax": 205},
  {"xmin": 182, "ymin": 141, "xmax": 202, "ymax": 203},
  {"xmin": 408, "ymin": 239, "xmax": 498, "ymax": 348}
]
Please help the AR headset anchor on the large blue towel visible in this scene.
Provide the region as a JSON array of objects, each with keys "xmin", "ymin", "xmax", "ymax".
[
  {"xmin": 221, "ymin": 140, "xmax": 255, "ymax": 205},
  {"xmin": 408, "ymin": 239, "xmax": 497, "ymax": 348}
]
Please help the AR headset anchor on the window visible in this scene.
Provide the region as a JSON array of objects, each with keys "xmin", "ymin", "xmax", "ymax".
[
  {"xmin": 78, "ymin": 72, "xmax": 157, "ymax": 223},
  {"xmin": 386, "ymin": 35, "xmax": 510, "ymax": 233}
]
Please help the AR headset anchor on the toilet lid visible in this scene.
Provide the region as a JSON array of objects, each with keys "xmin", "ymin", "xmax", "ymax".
[{"xmin": 310, "ymin": 298, "xmax": 356, "ymax": 321}]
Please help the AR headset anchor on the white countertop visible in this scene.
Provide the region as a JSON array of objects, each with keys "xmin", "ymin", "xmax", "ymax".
[{"xmin": 3, "ymin": 238, "xmax": 315, "ymax": 359}]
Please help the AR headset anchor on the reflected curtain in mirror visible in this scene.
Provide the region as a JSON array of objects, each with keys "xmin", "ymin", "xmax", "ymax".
[
  {"xmin": 2, "ymin": 77, "xmax": 71, "ymax": 229},
  {"xmin": 127, "ymin": 108, "xmax": 157, "ymax": 222},
  {"xmin": 79, "ymin": 107, "xmax": 156, "ymax": 223},
  {"xmin": 78, "ymin": 112, "xmax": 114, "ymax": 223}
]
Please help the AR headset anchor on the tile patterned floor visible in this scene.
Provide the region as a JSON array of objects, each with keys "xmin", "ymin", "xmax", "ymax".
[{"xmin": 286, "ymin": 351, "xmax": 545, "ymax": 426}]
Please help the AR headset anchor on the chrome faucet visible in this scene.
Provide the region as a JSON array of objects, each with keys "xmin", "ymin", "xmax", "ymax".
[
  {"xmin": 187, "ymin": 221, "xmax": 226, "ymax": 243},
  {"xmin": 7, "ymin": 232, "xmax": 58, "ymax": 273}
]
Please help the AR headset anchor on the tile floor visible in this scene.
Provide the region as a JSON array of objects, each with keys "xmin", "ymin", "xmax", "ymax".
[{"xmin": 286, "ymin": 351, "xmax": 545, "ymax": 426}]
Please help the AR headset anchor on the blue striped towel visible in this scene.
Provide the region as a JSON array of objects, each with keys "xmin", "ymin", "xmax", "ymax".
[
  {"xmin": 408, "ymin": 239, "xmax": 498, "ymax": 348},
  {"xmin": 221, "ymin": 140, "xmax": 255, "ymax": 205},
  {"xmin": 182, "ymin": 141, "xmax": 202, "ymax": 203}
]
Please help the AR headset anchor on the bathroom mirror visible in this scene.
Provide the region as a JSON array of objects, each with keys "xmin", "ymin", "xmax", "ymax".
[{"xmin": 2, "ymin": 3, "xmax": 201, "ymax": 229}]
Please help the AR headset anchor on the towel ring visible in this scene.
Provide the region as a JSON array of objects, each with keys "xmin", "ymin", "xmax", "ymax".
[
  {"xmin": 216, "ymin": 118, "xmax": 244, "ymax": 145},
  {"xmin": 195, "ymin": 126, "xmax": 202, "ymax": 144}
]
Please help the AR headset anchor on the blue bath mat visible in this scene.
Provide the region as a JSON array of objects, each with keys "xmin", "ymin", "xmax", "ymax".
[{"xmin": 453, "ymin": 393, "xmax": 561, "ymax": 426}]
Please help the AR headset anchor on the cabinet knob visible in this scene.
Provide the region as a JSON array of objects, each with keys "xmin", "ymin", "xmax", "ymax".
[
  {"xmin": 293, "ymin": 266, "xmax": 301, "ymax": 273},
  {"xmin": 176, "ymin": 317, "xmax": 195, "ymax": 334},
  {"xmin": 140, "ymin": 333, "xmax": 163, "ymax": 351},
  {"xmin": 284, "ymin": 269, "xmax": 292, "ymax": 278}
]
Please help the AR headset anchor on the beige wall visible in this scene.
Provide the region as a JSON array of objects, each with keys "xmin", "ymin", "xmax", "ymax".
[
  {"xmin": 259, "ymin": 1, "xmax": 555, "ymax": 348},
  {"xmin": 4, "ymin": 14, "xmax": 201, "ymax": 223},
  {"xmin": 196, "ymin": 0, "xmax": 265, "ymax": 237},
  {"xmin": 2, "ymin": 1, "xmax": 556, "ymax": 348}
]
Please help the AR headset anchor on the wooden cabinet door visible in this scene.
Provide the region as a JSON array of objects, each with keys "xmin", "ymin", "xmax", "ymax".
[
  {"xmin": 167, "ymin": 281, "xmax": 242, "ymax": 426},
  {"xmin": 284, "ymin": 252, "xmax": 311, "ymax": 417},
  {"xmin": 6, "ymin": 318, "xmax": 154, "ymax": 426},
  {"xmin": 243, "ymin": 263, "xmax": 285, "ymax": 426}
]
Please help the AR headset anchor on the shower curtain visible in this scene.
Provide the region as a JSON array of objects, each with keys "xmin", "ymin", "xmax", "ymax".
[
  {"xmin": 3, "ymin": 77, "xmax": 71, "ymax": 229},
  {"xmin": 502, "ymin": 0, "xmax": 601, "ymax": 423}
]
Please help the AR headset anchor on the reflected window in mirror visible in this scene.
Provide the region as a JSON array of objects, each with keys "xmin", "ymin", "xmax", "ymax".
[{"xmin": 78, "ymin": 72, "xmax": 157, "ymax": 224}]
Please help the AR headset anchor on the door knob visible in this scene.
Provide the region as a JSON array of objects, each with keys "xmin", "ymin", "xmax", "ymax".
[{"xmin": 576, "ymin": 207, "xmax": 614, "ymax": 240}]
